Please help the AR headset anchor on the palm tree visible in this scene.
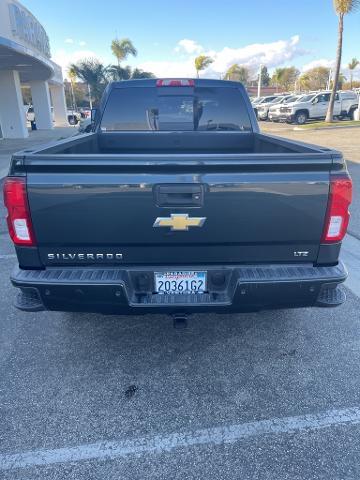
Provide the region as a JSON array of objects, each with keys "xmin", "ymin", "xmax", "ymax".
[
  {"xmin": 271, "ymin": 67, "xmax": 299, "ymax": 92},
  {"xmin": 194, "ymin": 55, "xmax": 213, "ymax": 78},
  {"xmin": 111, "ymin": 38, "xmax": 137, "ymax": 67},
  {"xmin": 331, "ymin": 72, "xmax": 347, "ymax": 89},
  {"xmin": 69, "ymin": 59, "xmax": 109, "ymax": 106},
  {"xmin": 107, "ymin": 66, "xmax": 155, "ymax": 81},
  {"xmin": 131, "ymin": 68, "xmax": 156, "ymax": 79},
  {"xmin": 348, "ymin": 57, "xmax": 359, "ymax": 88},
  {"xmin": 326, "ymin": 0, "xmax": 359, "ymax": 122},
  {"xmin": 224, "ymin": 64, "xmax": 250, "ymax": 84},
  {"xmin": 67, "ymin": 65, "xmax": 77, "ymax": 112},
  {"xmin": 107, "ymin": 65, "xmax": 132, "ymax": 81}
]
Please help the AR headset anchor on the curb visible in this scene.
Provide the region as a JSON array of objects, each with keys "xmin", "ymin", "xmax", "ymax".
[{"xmin": 294, "ymin": 124, "xmax": 360, "ymax": 132}]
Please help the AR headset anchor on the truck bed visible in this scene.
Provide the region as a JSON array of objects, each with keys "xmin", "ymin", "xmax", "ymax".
[
  {"xmin": 10, "ymin": 130, "xmax": 341, "ymax": 270},
  {"xmin": 20, "ymin": 131, "xmax": 332, "ymax": 156}
]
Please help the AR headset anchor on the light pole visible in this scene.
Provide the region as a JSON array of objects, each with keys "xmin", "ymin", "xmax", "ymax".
[
  {"xmin": 88, "ymin": 83, "xmax": 93, "ymax": 110},
  {"xmin": 355, "ymin": 90, "xmax": 360, "ymax": 121},
  {"xmin": 70, "ymin": 80, "xmax": 76, "ymax": 114},
  {"xmin": 327, "ymin": 69, "xmax": 332, "ymax": 91},
  {"xmin": 257, "ymin": 64, "xmax": 263, "ymax": 98}
]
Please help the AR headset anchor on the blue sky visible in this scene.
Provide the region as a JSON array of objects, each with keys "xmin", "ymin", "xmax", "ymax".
[{"xmin": 23, "ymin": 0, "xmax": 360, "ymax": 79}]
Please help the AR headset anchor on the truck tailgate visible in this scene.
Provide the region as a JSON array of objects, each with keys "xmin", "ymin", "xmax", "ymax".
[{"xmin": 24, "ymin": 155, "xmax": 332, "ymax": 266}]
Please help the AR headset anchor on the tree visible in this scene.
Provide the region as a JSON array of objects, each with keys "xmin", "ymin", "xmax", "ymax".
[
  {"xmin": 68, "ymin": 65, "xmax": 78, "ymax": 111},
  {"xmin": 194, "ymin": 55, "xmax": 213, "ymax": 78},
  {"xmin": 107, "ymin": 66, "xmax": 155, "ymax": 81},
  {"xmin": 225, "ymin": 64, "xmax": 250, "ymax": 85},
  {"xmin": 348, "ymin": 57, "xmax": 359, "ymax": 88},
  {"xmin": 326, "ymin": 0, "xmax": 359, "ymax": 122},
  {"xmin": 271, "ymin": 67, "xmax": 299, "ymax": 91},
  {"xmin": 259, "ymin": 65, "xmax": 270, "ymax": 87},
  {"xmin": 111, "ymin": 38, "xmax": 137, "ymax": 67},
  {"xmin": 107, "ymin": 65, "xmax": 132, "ymax": 81},
  {"xmin": 343, "ymin": 79, "xmax": 360, "ymax": 89},
  {"xmin": 64, "ymin": 81, "xmax": 88, "ymax": 108},
  {"xmin": 21, "ymin": 86, "xmax": 32, "ymax": 105},
  {"xmin": 131, "ymin": 68, "xmax": 156, "ymax": 79},
  {"xmin": 331, "ymin": 72, "xmax": 347, "ymax": 89},
  {"xmin": 299, "ymin": 66, "xmax": 330, "ymax": 91},
  {"xmin": 69, "ymin": 59, "xmax": 109, "ymax": 106}
]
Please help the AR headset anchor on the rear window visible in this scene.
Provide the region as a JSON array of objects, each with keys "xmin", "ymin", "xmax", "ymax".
[{"xmin": 100, "ymin": 86, "xmax": 252, "ymax": 132}]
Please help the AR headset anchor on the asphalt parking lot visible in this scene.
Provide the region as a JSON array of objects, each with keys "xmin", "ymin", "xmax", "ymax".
[{"xmin": 1, "ymin": 126, "xmax": 360, "ymax": 479}]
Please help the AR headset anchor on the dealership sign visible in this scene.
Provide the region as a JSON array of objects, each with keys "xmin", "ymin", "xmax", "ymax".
[{"xmin": 8, "ymin": 2, "xmax": 50, "ymax": 58}]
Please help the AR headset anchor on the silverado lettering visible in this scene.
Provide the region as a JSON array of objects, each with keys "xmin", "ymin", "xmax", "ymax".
[{"xmin": 47, "ymin": 253, "xmax": 123, "ymax": 261}]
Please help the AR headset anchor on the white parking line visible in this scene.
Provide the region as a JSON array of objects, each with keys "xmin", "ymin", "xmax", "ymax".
[
  {"xmin": 0, "ymin": 254, "xmax": 16, "ymax": 259},
  {"xmin": 1, "ymin": 406, "xmax": 360, "ymax": 471},
  {"xmin": 342, "ymin": 234, "xmax": 360, "ymax": 299}
]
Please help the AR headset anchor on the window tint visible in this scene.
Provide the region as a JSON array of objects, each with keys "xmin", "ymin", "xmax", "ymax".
[
  {"xmin": 100, "ymin": 86, "xmax": 252, "ymax": 131},
  {"xmin": 317, "ymin": 93, "xmax": 331, "ymax": 103},
  {"xmin": 300, "ymin": 95, "xmax": 315, "ymax": 102},
  {"xmin": 195, "ymin": 87, "xmax": 251, "ymax": 131},
  {"xmin": 261, "ymin": 96, "xmax": 277, "ymax": 104}
]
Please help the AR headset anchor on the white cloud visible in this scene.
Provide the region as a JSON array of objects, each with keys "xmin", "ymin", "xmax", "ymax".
[
  {"xmin": 138, "ymin": 59, "xmax": 196, "ymax": 78},
  {"xmin": 208, "ymin": 35, "xmax": 303, "ymax": 75},
  {"xmin": 140, "ymin": 35, "xmax": 305, "ymax": 79},
  {"xmin": 175, "ymin": 39, "xmax": 203, "ymax": 54},
  {"xmin": 64, "ymin": 38, "xmax": 74, "ymax": 44},
  {"xmin": 79, "ymin": 41, "xmax": 87, "ymax": 47},
  {"xmin": 302, "ymin": 58, "xmax": 335, "ymax": 72},
  {"xmin": 52, "ymin": 49, "xmax": 105, "ymax": 78}
]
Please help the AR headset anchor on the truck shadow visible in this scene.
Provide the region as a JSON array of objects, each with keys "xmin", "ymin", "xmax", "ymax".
[{"xmin": 60, "ymin": 308, "xmax": 313, "ymax": 382}]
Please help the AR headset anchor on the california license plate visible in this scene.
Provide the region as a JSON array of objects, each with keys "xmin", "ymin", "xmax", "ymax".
[{"xmin": 155, "ymin": 271, "xmax": 206, "ymax": 294}]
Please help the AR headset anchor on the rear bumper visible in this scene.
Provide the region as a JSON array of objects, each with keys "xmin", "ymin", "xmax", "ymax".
[{"xmin": 11, "ymin": 263, "xmax": 348, "ymax": 314}]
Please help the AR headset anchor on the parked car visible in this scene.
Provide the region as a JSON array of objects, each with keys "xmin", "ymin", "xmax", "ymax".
[
  {"xmin": 268, "ymin": 95, "xmax": 304, "ymax": 122},
  {"xmin": 77, "ymin": 117, "xmax": 92, "ymax": 133},
  {"xmin": 252, "ymin": 95, "xmax": 279, "ymax": 118},
  {"xmin": 250, "ymin": 96, "xmax": 264, "ymax": 106},
  {"xmin": 5, "ymin": 79, "xmax": 351, "ymax": 315},
  {"xmin": 24, "ymin": 105, "xmax": 81, "ymax": 126},
  {"xmin": 257, "ymin": 95, "xmax": 297, "ymax": 121},
  {"xmin": 281, "ymin": 91, "xmax": 358, "ymax": 124},
  {"xmin": 67, "ymin": 110, "xmax": 81, "ymax": 125},
  {"xmin": 80, "ymin": 108, "xmax": 91, "ymax": 119}
]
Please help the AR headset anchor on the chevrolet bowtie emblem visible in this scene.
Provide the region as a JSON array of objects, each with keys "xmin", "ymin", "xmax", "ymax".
[{"xmin": 153, "ymin": 214, "xmax": 206, "ymax": 231}]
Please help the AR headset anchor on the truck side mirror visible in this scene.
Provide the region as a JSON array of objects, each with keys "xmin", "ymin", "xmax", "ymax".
[{"xmin": 91, "ymin": 108, "xmax": 97, "ymax": 122}]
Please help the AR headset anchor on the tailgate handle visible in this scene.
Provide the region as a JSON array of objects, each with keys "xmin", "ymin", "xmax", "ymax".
[{"xmin": 155, "ymin": 184, "xmax": 204, "ymax": 207}]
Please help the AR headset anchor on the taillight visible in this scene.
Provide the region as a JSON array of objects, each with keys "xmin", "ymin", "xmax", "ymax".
[
  {"xmin": 156, "ymin": 79, "xmax": 195, "ymax": 87},
  {"xmin": 322, "ymin": 176, "xmax": 352, "ymax": 243},
  {"xmin": 3, "ymin": 177, "xmax": 36, "ymax": 246}
]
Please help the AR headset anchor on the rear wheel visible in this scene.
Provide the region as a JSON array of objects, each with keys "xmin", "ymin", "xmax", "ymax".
[
  {"xmin": 295, "ymin": 111, "xmax": 308, "ymax": 125},
  {"xmin": 68, "ymin": 115, "xmax": 78, "ymax": 126},
  {"xmin": 349, "ymin": 108, "xmax": 356, "ymax": 120}
]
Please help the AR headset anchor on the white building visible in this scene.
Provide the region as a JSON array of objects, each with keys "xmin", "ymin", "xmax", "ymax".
[{"xmin": 0, "ymin": 0, "xmax": 68, "ymax": 138}]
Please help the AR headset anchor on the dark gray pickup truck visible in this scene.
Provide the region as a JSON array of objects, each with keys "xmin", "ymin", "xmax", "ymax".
[{"xmin": 4, "ymin": 79, "xmax": 352, "ymax": 315}]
